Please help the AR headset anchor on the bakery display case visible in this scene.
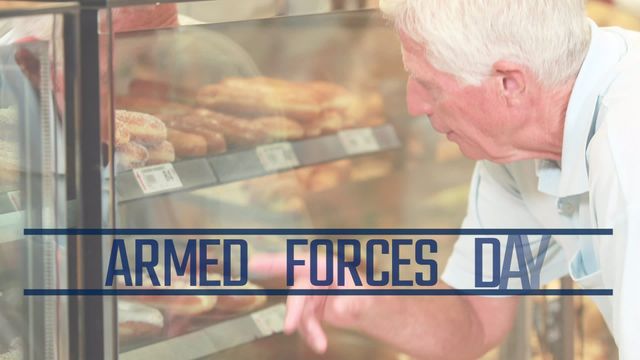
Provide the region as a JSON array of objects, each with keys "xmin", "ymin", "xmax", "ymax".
[
  {"xmin": 0, "ymin": 2, "xmax": 79, "ymax": 360},
  {"xmin": 0, "ymin": 0, "xmax": 623, "ymax": 359},
  {"xmin": 92, "ymin": 1, "xmax": 477, "ymax": 359}
]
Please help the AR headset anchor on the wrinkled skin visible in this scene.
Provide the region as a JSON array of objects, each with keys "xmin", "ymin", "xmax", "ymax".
[{"xmin": 401, "ymin": 32, "xmax": 570, "ymax": 163}]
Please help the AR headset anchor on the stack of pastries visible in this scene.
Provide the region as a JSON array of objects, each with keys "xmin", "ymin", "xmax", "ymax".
[
  {"xmin": 114, "ymin": 77, "xmax": 386, "ymax": 170},
  {"xmin": 0, "ymin": 107, "xmax": 20, "ymax": 192},
  {"xmin": 114, "ymin": 109, "xmax": 175, "ymax": 171},
  {"xmin": 116, "ymin": 267, "xmax": 267, "ymax": 344}
]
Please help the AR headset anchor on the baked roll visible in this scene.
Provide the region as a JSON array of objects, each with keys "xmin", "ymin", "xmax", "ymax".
[
  {"xmin": 115, "ymin": 142, "xmax": 149, "ymax": 171},
  {"xmin": 196, "ymin": 77, "xmax": 323, "ymax": 121},
  {"xmin": 146, "ymin": 140, "xmax": 175, "ymax": 165},
  {"xmin": 194, "ymin": 110, "xmax": 306, "ymax": 146},
  {"xmin": 162, "ymin": 112, "xmax": 222, "ymax": 133},
  {"xmin": 120, "ymin": 273, "xmax": 219, "ymax": 316},
  {"xmin": 118, "ymin": 300, "xmax": 164, "ymax": 342},
  {"xmin": 197, "ymin": 128, "xmax": 227, "ymax": 155},
  {"xmin": 167, "ymin": 128, "xmax": 207, "ymax": 158},
  {"xmin": 115, "ymin": 110, "xmax": 167, "ymax": 146},
  {"xmin": 254, "ymin": 116, "xmax": 305, "ymax": 142},
  {"xmin": 114, "ymin": 119, "xmax": 131, "ymax": 146},
  {"xmin": 115, "ymin": 96, "xmax": 192, "ymax": 119},
  {"xmin": 215, "ymin": 282, "xmax": 267, "ymax": 314},
  {"xmin": 162, "ymin": 113, "xmax": 228, "ymax": 155},
  {"xmin": 0, "ymin": 140, "xmax": 20, "ymax": 190},
  {"xmin": 194, "ymin": 110, "xmax": 267, "ymax": 148}
]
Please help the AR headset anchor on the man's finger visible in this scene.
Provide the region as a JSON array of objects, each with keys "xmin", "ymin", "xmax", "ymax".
[
  {"xmin": 284, "ymin": 292, "xmax": 307, "ymax": 334},
  {"xmin": 249, "ymin": 253, "xmax": 291, "ymax": 277},
  {"xmin": 302, "ymin": 302, "xmax": 328, "ymax": 353}
]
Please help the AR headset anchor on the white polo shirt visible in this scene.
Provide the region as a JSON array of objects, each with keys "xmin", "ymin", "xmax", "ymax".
[{"xmin": 441, "ymin": 22, "xmax": 640, "ymax": 358}]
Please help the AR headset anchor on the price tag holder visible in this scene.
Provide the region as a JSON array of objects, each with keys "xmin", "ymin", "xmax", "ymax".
[
  {"xmin": 256, "ymin": 142, "xmax": 300, "ymax": 172},
  {"xmin": 133, "ymin": 163, "xmax": 183, "ymax": 195},
  {"xmin": 7, "ymin": 191, "xmax": 21, "ymax": 211},
  {"xmin": 338, "ymin": 128, "xmax": 380, "ymax": 155},
  {"xmin": 251, "ymin": 303, "xmax": 286, "ymax": 336}
]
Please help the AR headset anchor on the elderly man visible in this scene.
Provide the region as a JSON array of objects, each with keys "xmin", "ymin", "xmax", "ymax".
[{"xmin": 253, "ymin": 0, "xmax": 640, "ymax": 358}]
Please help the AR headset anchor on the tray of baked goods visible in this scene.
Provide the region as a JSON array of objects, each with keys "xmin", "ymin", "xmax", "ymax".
[
  {"xmin": 0, "ymin": 191, "xmax": 20, "ymax": 216},
  {"xmin": 0, "ymin": 106, "xmax": 21, "ymax": 215},
  {"xmin": 116, "ymin": 265, "xmax": 285, "ymax": 360},
  {"xmin": 113, "ymin": 76, "xmax": 401, "ymax": 203}
]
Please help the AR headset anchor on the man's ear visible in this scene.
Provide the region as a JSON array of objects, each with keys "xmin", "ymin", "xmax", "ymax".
[{"xmin": 492, "ymin": 60, "xmax": 527, "ymax": 105}]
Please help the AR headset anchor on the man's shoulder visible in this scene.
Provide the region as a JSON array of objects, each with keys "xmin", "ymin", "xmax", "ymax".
[
  {"xmin": 602, "ymin": 28, "xmax": 640, "ymax": 102},
  {"xmin": 598, "ymin": 34, "xmax": 640, "ymax": 132},
  {"xmin": 590, "ymin": 95, "xmax": 640, "ymax": 205}
]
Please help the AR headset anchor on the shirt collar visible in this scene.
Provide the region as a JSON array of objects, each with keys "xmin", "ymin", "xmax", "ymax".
[{"xmin": 537, "ymin": 21, "xmax": 628, "ymax": 198}]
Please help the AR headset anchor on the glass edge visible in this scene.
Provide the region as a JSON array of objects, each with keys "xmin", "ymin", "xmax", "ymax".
[{"xmin": 0, "ymin": 2, "xmax": 78, "ymax": 19}]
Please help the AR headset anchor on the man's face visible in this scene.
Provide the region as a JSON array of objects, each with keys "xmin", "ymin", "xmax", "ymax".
[{"xmin": 400, "ymin": 33, "xmax": 530, "ymax": 162}]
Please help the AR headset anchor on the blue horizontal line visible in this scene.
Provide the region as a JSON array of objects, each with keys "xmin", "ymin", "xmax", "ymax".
[
  {"xmin": 23, "ymin": 289, "xmax": 613, "ymax": 296},
  {"xmin": 23, "ymin": 228, "xmax": 614, "ymax": 236}
]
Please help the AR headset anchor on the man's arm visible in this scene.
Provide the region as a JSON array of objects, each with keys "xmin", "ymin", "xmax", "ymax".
[
  {"xmin": 251, "ymin": 161, "xmax": 545, "ymax": 357},
  {"xmin": 250, "ymin": 254, "xmax": 518, "ymax": 360},
  {"xmin": 344, "ymin": 283, "xmax": 519, "ymax": 360}
]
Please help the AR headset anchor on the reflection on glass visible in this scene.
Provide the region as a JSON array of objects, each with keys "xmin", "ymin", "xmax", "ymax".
[{"xmin": 0, "ymin": 11, "xmax": 68, "ymax": 360}]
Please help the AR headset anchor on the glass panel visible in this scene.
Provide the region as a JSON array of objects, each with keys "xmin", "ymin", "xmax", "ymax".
[
  {"xmin": 101, "ymin": 1, "xmax": 618, "ymax": 359},
  {"xmin": 101, "ymin": 2, "xmax": 473, "ymax": 359},
  {"xmin": 0, "ymin": 11, "xmax": 69, "ymax": 360}
]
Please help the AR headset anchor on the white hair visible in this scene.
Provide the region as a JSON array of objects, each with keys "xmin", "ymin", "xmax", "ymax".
[{"xmin": 381, "ymin": 0, "xmax": 592, "ymax": 87}]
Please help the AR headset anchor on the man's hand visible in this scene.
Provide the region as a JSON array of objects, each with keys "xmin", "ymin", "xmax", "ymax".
[
  {"xmin": 250, "ymin": 253, "xmax": 372, "ymax": 353},
  {"xmin": 251, "ymin": 252, "xmax": 519, "ymax": 359}
]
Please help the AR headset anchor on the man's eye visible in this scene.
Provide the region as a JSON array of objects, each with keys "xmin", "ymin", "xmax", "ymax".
[{"xmin": 416, "ymin": 78, "xmax": 431, "ymax": 90}]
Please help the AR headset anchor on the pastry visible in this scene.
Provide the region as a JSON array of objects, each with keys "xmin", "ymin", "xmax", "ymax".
[
  {"xmin": 196, "ymin": 77, "xmax": 323, "ymax": 121},
  {"xmin": 114, "ymin": 119, "xmax": 131, "ymax": 146},
  {"xmin": 146, "ymin": 140, "xmax": 175, "ymax": 165},
  {"xmin": 115, "ymin": 142, "xmax": 149, "ymax": 171},
  {"xmin": 162, "ymin": 113, "xmax": 228, "ymax": 155},
  {"xmin": 215, "ymin": 282, "xmax": 267, "ymax": 314},
  {"xmin": 115, "ymin": 110, "xmax": 167, "ymax": 146},
  {"xmin": 115, "ymin": 96, "xmax": 192, "ymax": 119},
  {"xmin": 118, "ymin": 300, "xmax": 164, "ymax": 342},
  {"xmin": 167, "ymin": 128, "xmax": 207, "ymax": 158},
  {"xmin": 254, "ymin": 116, "xmax": 305, "ymax": 142},
  {"xmin": 119, "ymin": 272, "xmax": 219, "ymax": 316}
]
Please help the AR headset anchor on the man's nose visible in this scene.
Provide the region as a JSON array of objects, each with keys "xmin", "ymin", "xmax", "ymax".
[{"xmin": 406, "ymin": 79, "xmax": 433, "ymax": 117}]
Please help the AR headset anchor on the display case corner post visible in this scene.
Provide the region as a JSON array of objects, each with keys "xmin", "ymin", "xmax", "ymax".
[{"xmin": 67, "ymin": 4, "xmax": 116, "ymax": 360}]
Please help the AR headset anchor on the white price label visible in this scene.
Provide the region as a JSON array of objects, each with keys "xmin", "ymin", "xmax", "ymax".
[
  {"xmin": 7, "ymin": 191, "xmax": 21, "ymax": 211},
  {"xmin": 251, "ymin": 304, "xmax": 286, "ymax": 336},
  {"xmin": 338, "ymin": 128, "xmax": 380, "ymax": 155},
  {"xmin": 133, "ymin": 163, "xmax": 183, "ymax": 194},
  {"xmin": 256, "ymin": 142, "xmax": 299, "ymax": 172}
]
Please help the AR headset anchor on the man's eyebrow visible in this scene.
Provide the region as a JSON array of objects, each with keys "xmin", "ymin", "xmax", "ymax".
[{"xmin": 403, "ymin": 62, "xmax": 410, "ymax": 73}]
